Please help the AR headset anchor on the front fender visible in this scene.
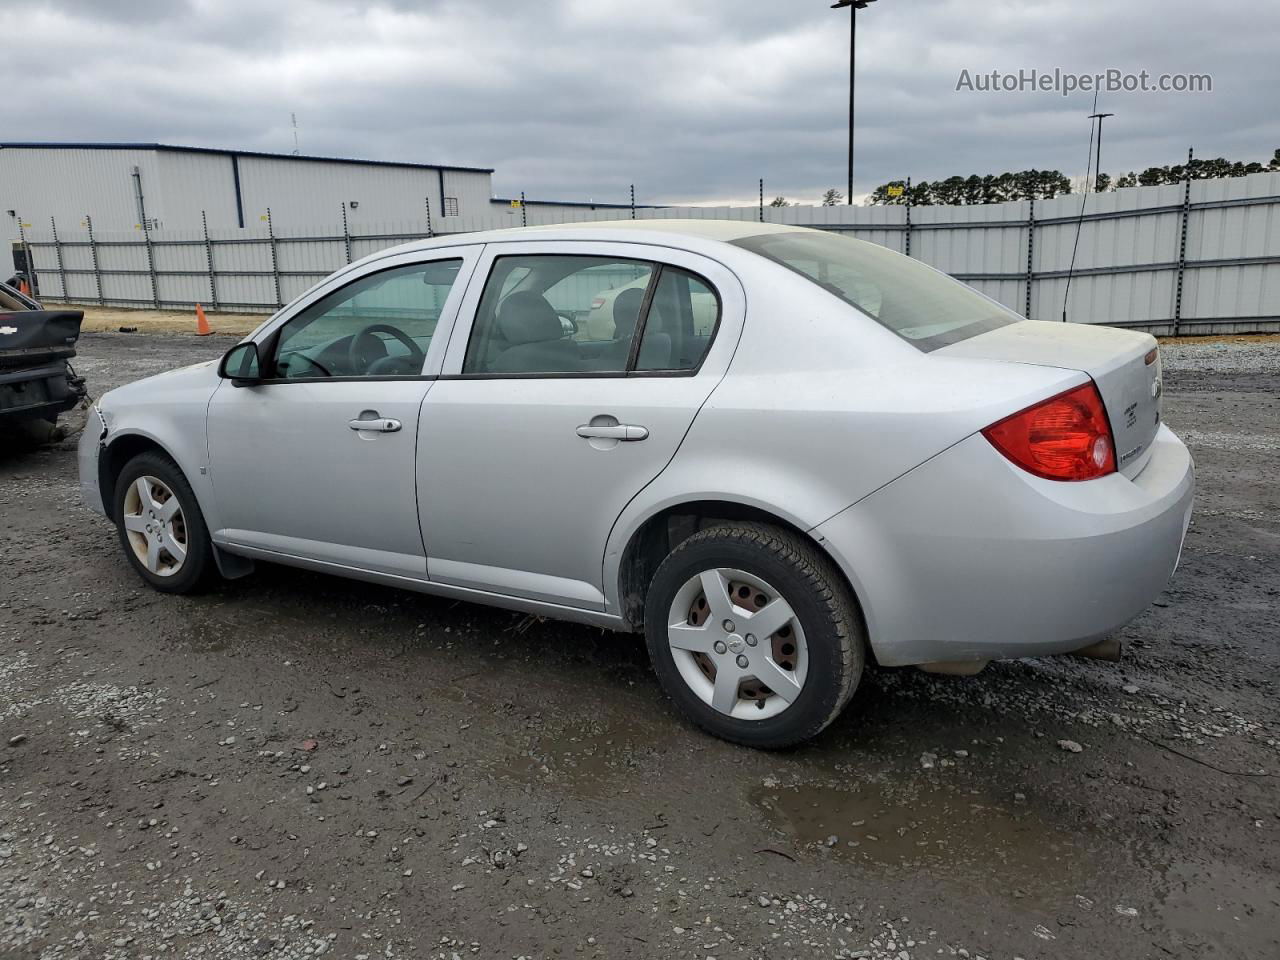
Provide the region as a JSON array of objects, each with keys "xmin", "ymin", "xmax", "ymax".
[{"xmin": 97, "ymin": 425, "xmax": 217, "ymax": 530}]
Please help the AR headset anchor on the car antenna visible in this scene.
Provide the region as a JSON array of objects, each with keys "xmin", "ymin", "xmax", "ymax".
[{"xmin": 1062, "ymin": 91, "xmax": 1099, "ymax": 323}]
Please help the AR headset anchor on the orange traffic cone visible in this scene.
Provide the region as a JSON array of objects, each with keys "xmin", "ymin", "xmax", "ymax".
[
  {"xmin": 195, "ymin": 303, "xmax": 212, "ymax": 336},
  {"xmin": 18, "ymin": 279, "xmax": 30, "ymax": 296}
]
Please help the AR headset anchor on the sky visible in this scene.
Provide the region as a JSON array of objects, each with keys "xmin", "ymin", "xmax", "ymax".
[{"xmin": 8, "ymin": 0, "xmax": 1278, "ymax": 205}]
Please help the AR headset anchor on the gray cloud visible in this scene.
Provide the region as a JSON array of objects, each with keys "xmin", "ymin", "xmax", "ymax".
[{"xmin": 10, "ymin": 0, "xmax": 1277, "ymax": 204}]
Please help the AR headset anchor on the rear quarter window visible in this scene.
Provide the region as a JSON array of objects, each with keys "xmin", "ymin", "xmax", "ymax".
[{"xmin": 733, "ymin": 231, "xmax": 1016, "ymax": 351}]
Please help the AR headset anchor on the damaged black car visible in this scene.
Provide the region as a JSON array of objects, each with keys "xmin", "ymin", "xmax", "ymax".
[{"xmin": 0, "ymin": 280, "xmax": 87, "ymax": 437}]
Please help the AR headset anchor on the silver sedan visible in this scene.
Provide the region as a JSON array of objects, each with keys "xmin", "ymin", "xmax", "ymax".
[{"xmin": 78, "ymin": 221, "xmax": 1194, "ymax": 748}]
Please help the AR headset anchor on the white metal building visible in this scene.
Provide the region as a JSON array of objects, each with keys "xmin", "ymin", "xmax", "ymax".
[
  {"xmin": 487, "ymin": 196, "xmax": 660, "ymax": 222},
  {"xmin": 1, "ymin": 142, "xmax": 496, "ymax": 246}
]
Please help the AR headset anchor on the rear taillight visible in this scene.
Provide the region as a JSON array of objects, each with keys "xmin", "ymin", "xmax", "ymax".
[{"xmin": 982, "ymin": 381, "xmax": 1116, "ymax": 481}]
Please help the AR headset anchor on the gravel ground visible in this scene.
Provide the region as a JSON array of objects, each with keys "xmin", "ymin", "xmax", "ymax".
[{"xmin": 2, "ymin": 332, "xmax": 1277, "ymax": 960}]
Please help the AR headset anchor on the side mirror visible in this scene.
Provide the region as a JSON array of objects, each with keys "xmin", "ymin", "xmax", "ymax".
[{"xmin": 218, "ymin": 342, "xmax": 263, "ymax": 385}]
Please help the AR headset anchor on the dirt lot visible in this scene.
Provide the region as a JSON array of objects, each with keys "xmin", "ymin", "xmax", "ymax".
[
  {"xmin": 69, "ymin": 305, "xmax": 268, "ymax": 336},
  {"xmin": 2, "ymin": 333, "xmax": 1277, "ymax": 960}
]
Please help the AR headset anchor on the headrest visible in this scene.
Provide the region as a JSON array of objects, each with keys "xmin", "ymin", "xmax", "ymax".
[
  {"xmin": 497, "ymin": 292, "xmax": 563, "ymax": 344},
  {"xmin": 612, "ymin": 287, "xmax": 646, "ymax": 338}
]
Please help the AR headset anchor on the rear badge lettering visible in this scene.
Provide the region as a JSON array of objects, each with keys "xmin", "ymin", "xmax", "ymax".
[
  {"xmin": 1119, "ymin": 443, "xmax": 1144, "ymax": 466},
  {"xmin": 1124, "ymin": 401, "xmax": 1138, "ymax": 429}
]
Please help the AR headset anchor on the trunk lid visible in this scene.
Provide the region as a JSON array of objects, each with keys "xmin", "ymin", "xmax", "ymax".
[
  {"xmin": 938, "ymin": 320, "xmax": 1162, "ymax": 478},
  {"xmin": 0, "ymin": 309, "xmax": 85, "ymax": 371}
]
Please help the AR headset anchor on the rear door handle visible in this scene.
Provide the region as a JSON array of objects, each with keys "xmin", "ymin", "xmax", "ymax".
[
  {"xmin": 349, "ymin": 417, "xmax": 402, "ymax": 433},
  {"xmin": 576, "ymin": 423, "xmax": 648, "ymax": 441}
]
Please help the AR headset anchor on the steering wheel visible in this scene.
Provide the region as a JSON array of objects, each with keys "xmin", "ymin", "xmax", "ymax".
[
  {"xmin": 556, "ymin": 310, "xmax": 579, "ymax": 336},
  {"xmin": 347, "ymin": 324, "xmax": 425, "ymax": 376},
  {"xmin": 281, "ymin": 352, "xmax": 333, "ymax": 378}
]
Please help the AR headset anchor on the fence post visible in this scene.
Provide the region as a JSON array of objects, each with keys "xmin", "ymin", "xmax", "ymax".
[
  {"xmin": 759, "ymin": 179, "xmax": 764, "ymax": 222},
  {"xmin": 85, "ymin": 214, "xmax": 104, "ymax": 306},
  {"xmin": 16, "ymin": 218, "xmax": 35, "ymax": 296},
  {"xmin": 1024, "ymin": 195, "xmax": 1036, "ymax": 320},
  {"xmin": 904, "ymin": 177, "xmax": 912, "ymax": 257},
  {"xmin": 201, "ymin": 210, "xmax": 218, "ymax": 311},
  {"xmin": 630, "ymin": 184, "xmax": 636, "ymax": 220},
  {"xmin": 1172, "ymin": 147, "xmax": 1194, "ymax": 337},
  {"xmin": 50, "ymin": 217, "xmax": 66, "ymax": 301},
  {"xmin": 266, "ymin": 207, "xmax": 283, "ymax": 308},
  {"xmin": 341, "ymin": 203, "xmax": 352, "ymax": 263},
  {"xmin": 139, "ymin": 216, "xmax": 160, "ymax": 309},
  {"xmin": 424, "ymin": 196, "xmax": 434, "ymax": 238},
  {"xmin": 521, "ymin": 192, "xmax": 527, "ymax": 227}
]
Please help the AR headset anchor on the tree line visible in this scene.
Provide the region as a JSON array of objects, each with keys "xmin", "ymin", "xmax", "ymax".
[
  {"xmin": 864, "ymin": 148, "xmax": 1280, "ymax": 206},
  {"xmin": 765, "ymin": 148, "xmax": 1280, "ymax": 208}
]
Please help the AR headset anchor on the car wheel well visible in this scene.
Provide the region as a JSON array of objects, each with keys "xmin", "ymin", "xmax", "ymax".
[
  {"xmin": 99, "ymin": 435, "xmax": 174, "ymax": 520},
  {"xmin": 617, "ymin": 500, "xmax": 867, "ymax": 642}
]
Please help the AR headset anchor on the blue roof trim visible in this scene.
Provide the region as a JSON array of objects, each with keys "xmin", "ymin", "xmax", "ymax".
[
  {"xmin": 491, "ymin": 196, "xmax": 663, "ymax": 209},
  {"xmin": 0, "ymin": 141, "xmax": 495, "ymax": 175}
]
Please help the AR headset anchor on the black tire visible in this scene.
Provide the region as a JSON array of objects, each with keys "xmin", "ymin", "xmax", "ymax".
[
  {"xmin": 113, "ymin": 451, "xmax": 215, "ymax": 594},
  {"xmin": 644, "ymin": 522, "xmax": 865, "ymax": 749}
]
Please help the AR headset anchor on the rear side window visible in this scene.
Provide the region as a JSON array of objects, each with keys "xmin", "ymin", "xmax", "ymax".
[
  {"xmin": 636, "ymin": 268, "xmax": 720, "ymax": 372},
  {"xmin": 462, "ymin": 255, "xmax": 720, "ymax": 376},
  {"xmin": 733, "ymin": 231, "xmax": 1015, "ymax": 351}
]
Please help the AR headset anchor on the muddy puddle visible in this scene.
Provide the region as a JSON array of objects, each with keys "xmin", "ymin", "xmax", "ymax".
[
  {"xmin": 494, "ymin": 716, "xmax": 673, "ymax": 800},
  {"xmin": 750, "ymin": 779, "xmax": 1099, "ymax": 902},
  {"xmin": 1151, "ymin": 860, "xmax": 1280, "ymax": 954},
  {"xmin": 184, "ymin": 620, "xmax": 231, "ymax": 653}
]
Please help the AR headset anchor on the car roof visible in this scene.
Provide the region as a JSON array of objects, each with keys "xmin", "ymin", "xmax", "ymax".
[{"xmin": 376, "ymin": 218, "xmax": 810, "ymax": 257}]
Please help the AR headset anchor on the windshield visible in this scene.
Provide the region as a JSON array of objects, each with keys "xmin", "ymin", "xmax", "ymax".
[{"xmin": 733, "ymin": 231, "xmax": 1017, "ymax": 351}]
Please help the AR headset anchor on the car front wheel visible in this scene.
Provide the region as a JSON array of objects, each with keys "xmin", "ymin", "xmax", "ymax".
[
  {"xmin": 644, "ymin": 522, "xmax": 865, "ymax": 749},
  {"xmin": 113, "ymin": 452, "xmax": 214, "ymax": 594}
]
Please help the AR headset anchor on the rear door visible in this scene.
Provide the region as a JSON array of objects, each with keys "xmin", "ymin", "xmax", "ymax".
[{"xmin": 417, "ymin": 241, "xmax": 744, "ymax": 610}]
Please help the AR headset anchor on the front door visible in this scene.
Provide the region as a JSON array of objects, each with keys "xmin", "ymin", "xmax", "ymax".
[
  {"xmin": 418, "ymin": 241, "xmax": 744, "ymax": 610},
  {"xmin": 206, "ymin": 248, "xmax": 480, "ymax": 579}
]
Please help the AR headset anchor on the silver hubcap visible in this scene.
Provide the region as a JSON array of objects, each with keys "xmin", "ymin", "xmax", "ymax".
[
  {"xmin": 122, "ymin": 475, "xmax": 188, "ymax": 577},
  {"xmin": 667, "ymin": 568, "xmax": 808, "ymax": 720}
]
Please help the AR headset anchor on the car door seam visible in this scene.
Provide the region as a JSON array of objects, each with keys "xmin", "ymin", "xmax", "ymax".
[
  {"xmin": 597, "ymin": 268, "xmax": 751, "ymax": 610},
  {"xmin": 412, "ymin": 382, "xmax": 436, "ymax": 578}
]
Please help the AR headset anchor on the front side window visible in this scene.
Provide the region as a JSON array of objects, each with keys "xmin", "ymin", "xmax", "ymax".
[
  {"xmin": 732, "ymin": 231, "xmax": 1015, "ymax": 351},
  {"xmin": 462, "ymin": 254, "xmax": 720, "ymax": 376},
  {"xmin": 271, "ymin": 259, "xmax": 462, "ymax": 379}
]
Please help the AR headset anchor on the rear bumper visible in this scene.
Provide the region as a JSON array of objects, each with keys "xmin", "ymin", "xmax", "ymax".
[
  {"xmin": 814, "ymin": 424, "xmax": 1194, "ymax": 667},
  {"xmin": 0, "ymin": 362, "xmax": 85, "ymax": 422}
]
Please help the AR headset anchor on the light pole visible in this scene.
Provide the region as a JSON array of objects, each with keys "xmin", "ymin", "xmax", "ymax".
[
  {"xmin": 1088, "ymin": 111, "xmax": 1114, "ymax": 192},
  {"xmin": 831, "ymin": 0, "xmax": 878, "ymax": 204}
]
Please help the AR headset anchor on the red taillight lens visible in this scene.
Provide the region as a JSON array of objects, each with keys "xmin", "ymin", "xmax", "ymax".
[{"xmin": 982, "ymin": 381, "xmax": 1116, "ymax": 481}]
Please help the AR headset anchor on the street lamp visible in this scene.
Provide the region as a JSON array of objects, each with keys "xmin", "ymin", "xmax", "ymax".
[
  {"xmin": 831, "ymin": 0, "xmax": 879, "ymax": 204},
  {"xmin": 1088, "ymin": 111, "xmax": 1114, "ymax": 192}
]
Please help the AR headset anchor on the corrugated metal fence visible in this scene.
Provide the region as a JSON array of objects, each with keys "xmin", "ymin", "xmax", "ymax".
[{"xmin": 17, "ymin": 171, "xmax": 1280, "ymax": 336}]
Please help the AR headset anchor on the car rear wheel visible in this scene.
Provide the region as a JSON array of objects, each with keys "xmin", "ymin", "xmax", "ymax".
[
  {"xmin": 644, "ymin": 522, "xmax": 864, "ymax": 749},
  {"xmin": 114, "ymin": 452, "xmax": 213, "ymax": 594}
]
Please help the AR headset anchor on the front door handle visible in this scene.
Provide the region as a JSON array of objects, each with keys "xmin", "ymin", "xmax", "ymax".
[
  {"xmin": 576, "ymin": 423, "xmax": 648, "ymax": 441},
  {"xmin": 349, "ymin": 416, "xmax": 402, "ymax": 433}
]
